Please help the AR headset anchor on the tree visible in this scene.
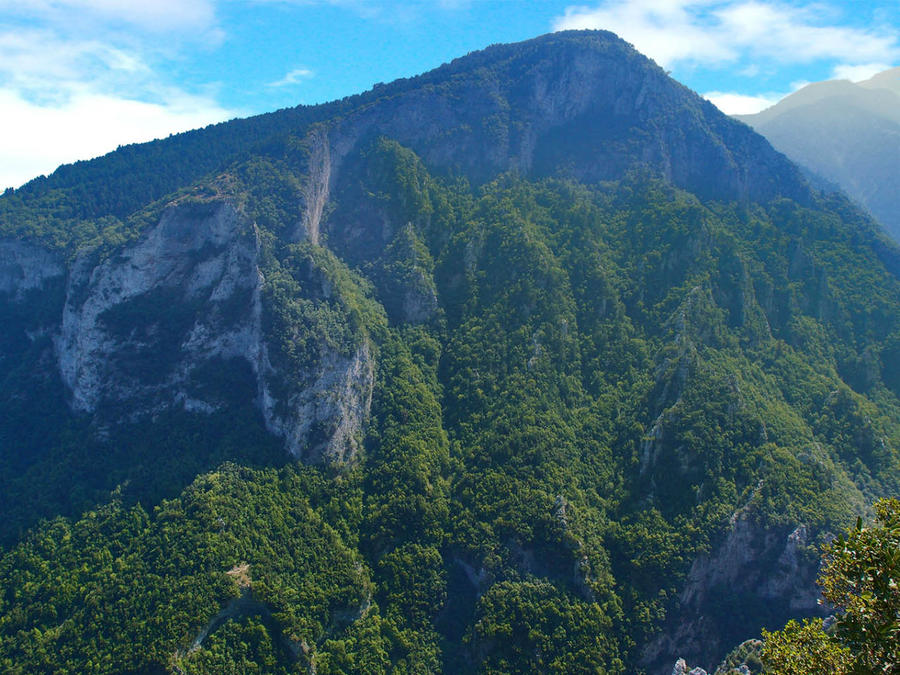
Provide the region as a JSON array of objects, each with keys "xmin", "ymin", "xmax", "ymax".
[
  {"xmin": 761, "ymin": 619, "xmax": 852, "ymax": 674},
  {"xmin": 762, "ymin": 497, "xmax": 900, "ymax": 674}
]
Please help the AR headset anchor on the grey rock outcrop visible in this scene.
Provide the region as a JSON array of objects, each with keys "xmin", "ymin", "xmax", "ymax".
[
  {"xmin": 0, "ymin": 240, "xmax": 64, "ymax": 299},
  {"xmin": 642, "ymin": 506, "xmax": 824, "ymax": 674},
  {"xmin": 0, "ymin": 196, "xmax": 375, "ymax": 463},
  {"xmin": 56, "ymin": 199, "xmax": 260, "ymax": 414},
  {"xmin": 260, "ymin": 342, "xmax": 373, "ymax": 463},
  {"xmin": 295, "ymin": 125, "xmax": 332, "ymax": 245},
  {"xmin": 678, "ymin": 514, "xmax": 820, "ymax": 613},
  {"xmin": 672, "ymin": 659, "xmax": 707, "ymax": 675}
]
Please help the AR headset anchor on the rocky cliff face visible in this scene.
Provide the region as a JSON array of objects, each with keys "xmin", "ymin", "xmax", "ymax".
[
  {"xmin": 641, "ymin": 507, "xmax": 825, "ymax": 673},
  {"xmin": 289, "ymin": 32, "xmax": 812, "ymax": 264},
  {"xmin": 0, "ymin": 241, "xmax": 64, "ymax": 299},
  {"xmin": 57, "ymin": 199, "xmax": 260, "ymax": 415},
  {"xmin": 2, "ymin": 196, "xmax": 373, "ymax": 463}
]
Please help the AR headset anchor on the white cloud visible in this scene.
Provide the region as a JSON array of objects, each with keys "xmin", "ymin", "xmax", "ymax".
[
  {"xmin": 0, "ymin": 88, "xmax": 234, "ymax": 189},
  {"xmin": 0, "ymin": 30, "xmax": 151, "ymax": 101},
  {"xmin": 267, "ymin": 67, "xmax": 315, "ymax": 87},
  {"xmin": 703, "ymin": 90, "xmax": 779, "ymax": 114},
  {"xmin": 553, "ymin": 1, "xmax": 900, "ymax": 69},
  {"xmin": 832, "ymin": 62, "xmax": 893, "ymax": 82},
  {"xmin": 64, "ymin": 0, "xmax": 216, "ymax": 31},
  {"xmin": 0, "ymin": 22, "xmax": 236, "ymax": 188},
  {"xmin": 715, "ymin": 2, "xmax": 898, "ymax": 64},
  {"xmin": 554, "ymin": 0, "xmax": 733, "ymax": 67}
]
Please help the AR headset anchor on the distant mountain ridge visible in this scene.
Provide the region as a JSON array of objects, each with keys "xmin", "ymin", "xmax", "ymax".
[
  {"xmin": 0, "ymin": 31, "xmax": 899, "ymax": 675},
  {"xmin": 737, "ymin": 67, "xmax": 900, "ymax": 242}
]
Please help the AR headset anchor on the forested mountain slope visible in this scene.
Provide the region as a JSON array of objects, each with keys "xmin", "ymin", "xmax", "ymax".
[{"xmin": 1, "ymin": 31, "xmax": 899, "ymax": 674}]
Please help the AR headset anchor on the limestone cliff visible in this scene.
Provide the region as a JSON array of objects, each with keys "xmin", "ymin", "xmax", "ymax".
[
  {"xmin": 641, "ymin": 508, "xmax": 826, "ymax": 673},
  {"xmin": 0, "ymin": 241, "xmax": 64, "ymax": 299},
  {"xmin": 3, "ymin": 196, "xmax": 373, "ymax": 463}
]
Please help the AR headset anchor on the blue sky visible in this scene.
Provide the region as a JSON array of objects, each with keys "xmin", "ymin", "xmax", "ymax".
[{"xmin": 1, "ymin": 0, "xmax": 898, "ymax": 189}]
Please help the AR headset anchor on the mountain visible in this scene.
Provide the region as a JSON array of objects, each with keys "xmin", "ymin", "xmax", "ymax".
[
  {"xmin": 737, "ymin": 67, "xmax": 900, "ymax": 243},
  {"xmin": 1, "ymin": 30, "xmax": 899, "ymax": 674}
]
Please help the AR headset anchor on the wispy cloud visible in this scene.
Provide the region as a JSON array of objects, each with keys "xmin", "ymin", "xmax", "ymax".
[
  {"xmin": 553, "ymin": 1, "xmax": 900, "ymax": 69},
  {"xmin": 715, "ymin": 2, "xmax": 898, "ymax": 64},
  {"xmin": 0, "ymin": 0, "xmax": 218, "ymax": 34},
  {"xmin": 267, "ymin": 67, "xmax": 315, "ymax": 87},
  {"xmin": 555, "ymin": 0, "xmax": 730, "ymax": 66},
  {"xmin": 0, "ymin": 29, "xmax": 151, "ymax": 101}
]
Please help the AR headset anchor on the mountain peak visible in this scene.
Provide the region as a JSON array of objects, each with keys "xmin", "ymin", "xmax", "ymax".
[
  {"xmin": 309, "ymin": 29, "xmax": 810, "ymax": 205},
  {"xmin": 738, "ymin": 65, "xmax": 900, "ymax": 242},
  {"xmin": 859, "ymin": 65, "xmax": 900, "ymax": 95},
  {"xmin": 2, "ymin": 30, "xmax": 810, "ymax": 240}
]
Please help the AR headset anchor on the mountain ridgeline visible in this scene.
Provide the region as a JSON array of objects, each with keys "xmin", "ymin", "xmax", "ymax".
[
  {"xmin": 1, "ymin": 31, "xmax": 899, "ymax": 674},
  {"xmin": 737, "ymin": 67, "xmax": 900, "ymax": 244}
]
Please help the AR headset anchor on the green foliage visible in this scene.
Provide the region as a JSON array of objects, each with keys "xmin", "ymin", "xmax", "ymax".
[
  {"xmin": 761, "ymin": 498, "xmax": 900, "ymax": 674},
  {"xmin": 470, "ymin": 580, "xmax": 624, "ymax": 673},
  {"xmin": 713, "ymin": 639, "xmax": 764, "ymax": 675},
  {"xmin": 0, "ymin": 101, "xmax": 348, "ymax": 252},
  {"xmin": 761, "ymin": 619, "xmax": 853, "ymax": 675},
  {"xmin": 2, "ymin": 138, "xmax": 900, "ymax": 674},
  {"xmin": 821, "ymin": 497, "xmax": 900, "ymax": 672},
  {"xmin": 179, "ymin": 617, "xmax": 291, "ymax": 674},
  {"xmin": 0, "ymin": 464, "xmax": 373, "ymax": 673},
  {"xmin": 0, "ymin": 404, "xmax": 287, "ymax": 547}
]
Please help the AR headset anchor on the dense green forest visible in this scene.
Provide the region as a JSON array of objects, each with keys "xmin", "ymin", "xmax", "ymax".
[
  {"xmin": 1, "ymin": 31, "xmax": 899, "ymax": 674},
  {"xmin": 3, "ymin": 143, "xmax": 899, "ymax": 672}
]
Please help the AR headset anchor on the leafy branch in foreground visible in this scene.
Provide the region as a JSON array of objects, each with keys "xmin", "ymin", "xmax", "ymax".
[{"xmin": 762, "ymin": 497, "xmax": 900, "ymax": 674}]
